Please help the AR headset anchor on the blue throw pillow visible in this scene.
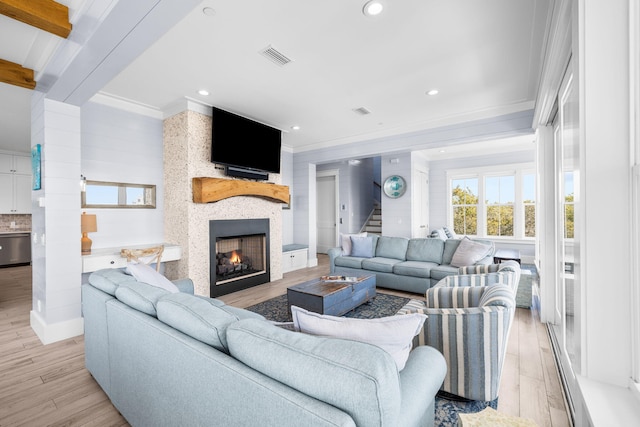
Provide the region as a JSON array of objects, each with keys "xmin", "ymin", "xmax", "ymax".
[{"xmin": 350, "ymin": 236, "xmax": 375, "ymax": 258}]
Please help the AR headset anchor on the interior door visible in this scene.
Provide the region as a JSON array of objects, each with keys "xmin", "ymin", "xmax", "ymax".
[
  {"xmin": 415, "ymin": 169, "xmax": 429, "ymax": 237},
  {"xmin": 316, "ymin": 171, "xmax": 339, "ymax": 253}
]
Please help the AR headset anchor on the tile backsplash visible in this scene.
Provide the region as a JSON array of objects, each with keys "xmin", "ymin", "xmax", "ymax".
[{"xmin": 0, "ymin": 214, "xmax": 32, "ymax": 232}]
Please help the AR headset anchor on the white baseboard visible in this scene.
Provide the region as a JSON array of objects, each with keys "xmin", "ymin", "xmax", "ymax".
[{"xmin": 30, "ymin": 311, "xmax": 84, "ymax": 345}]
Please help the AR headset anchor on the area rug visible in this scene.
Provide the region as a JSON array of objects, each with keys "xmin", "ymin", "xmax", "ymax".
[
  {"xmin": 517, "ymin": 264, "xmax": 538, "ymax": 309},
  {"xmin": 246, "ymin": 292, "xmax": 497, "ymax": 427},
  {"xmin": 245, "ymin": 292, "xmax": 411, "ymax": 322}
]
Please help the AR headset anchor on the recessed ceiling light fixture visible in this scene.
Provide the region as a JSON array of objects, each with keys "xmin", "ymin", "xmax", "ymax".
[
  {"xmin": 198, "ymin": 89, "xmax": 209, "ymax": 96},
  {"xmin": 427, "ymin": 89, "xmax": 439, "ymax": 96},
  {"xmin": 363, "ymin": 0, "xmax": 384, "ymax": 16},
  {"xmin": 202, "ymin": 7, "xmax": 215, "ymax": 16},
  {"xmin": 291, "ymin": 125, "xmax": 300, "ymax": 130}
]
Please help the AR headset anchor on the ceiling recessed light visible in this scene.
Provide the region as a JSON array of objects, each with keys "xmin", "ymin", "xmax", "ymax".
[
  {"xmin": 363, "ymin": 1, "xmax": 384, "ymax": 16},
  {"xmin": 197, "ymin": 89, "xmax": 209, "ymax": 96},
  {"xmin": 202, "ymin": 7, "xmax": 215, "ymax": 16},
  {"xmin": 427, "ymin": 89, "xmax": 439, "ymax": 96},
  {"xmin": 291, "ymin": 125, "xmax": 300, "ymax": 130}
]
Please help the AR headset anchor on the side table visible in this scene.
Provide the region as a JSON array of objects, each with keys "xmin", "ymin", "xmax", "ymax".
[{"xmin": 493, "ymin": 248, "xmax": 521, "ymax": 265}]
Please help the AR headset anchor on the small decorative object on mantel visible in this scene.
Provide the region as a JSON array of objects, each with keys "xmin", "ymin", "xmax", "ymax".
[
  {"xmin": 81, "ymin": 212, "xmax": 97, "ymax": 255},
  {"xmin": 192, "ymin": 177, "xmax": 290, "ymax": 204},
  {"xmin": 383, "ymin": 175, "xmax": 406, "ymax": 198}
]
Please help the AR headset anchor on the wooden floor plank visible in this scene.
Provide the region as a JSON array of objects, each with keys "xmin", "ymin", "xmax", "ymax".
[{"xmin": 0, "ymin": 258, "xmax": 571, "ymax": 425}]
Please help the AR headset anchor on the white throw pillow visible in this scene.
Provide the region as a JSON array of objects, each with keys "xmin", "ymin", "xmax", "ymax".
[
  {"xmin": 450, "ymin": 237, "xmax": 492, "ymax": 267},
  {"xmin": 290, "ymin": 305, "xmax": 426, "ymax": 371},
  {"xmin": 126, "ymin": 262, "xmax": 180, "ymax": 293},
  {"xmin": 340, "ymin": 232, "xmax": 367, "ymax": 255}
]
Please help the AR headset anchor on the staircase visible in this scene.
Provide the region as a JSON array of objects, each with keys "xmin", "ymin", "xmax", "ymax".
[{"xmin": 362, "ymin": 203, "xmax": 382, "ymax": 235}]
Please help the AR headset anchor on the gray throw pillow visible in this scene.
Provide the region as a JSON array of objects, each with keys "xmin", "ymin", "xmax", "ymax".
[
  {"xmin": 350, "ymin": 236, "xmax": 375, "ymax": 258},
  {"xmin": 450, "ymin": 237, "xmax": 492, "ymax": 267}
]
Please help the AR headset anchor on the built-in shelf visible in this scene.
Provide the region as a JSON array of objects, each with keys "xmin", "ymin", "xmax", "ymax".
[
  {"xmin": 192, "ymin": 177, "xmax": 290, "ymax": 204},
  {"xmin": 81, "ymin": 243, "xmax": 182, "ymax": 273}
]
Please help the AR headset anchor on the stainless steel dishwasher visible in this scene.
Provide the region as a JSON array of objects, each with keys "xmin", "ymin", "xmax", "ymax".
[{"xmin": 0, "ymin": 232, "xmax": 31, "ymax": 266}]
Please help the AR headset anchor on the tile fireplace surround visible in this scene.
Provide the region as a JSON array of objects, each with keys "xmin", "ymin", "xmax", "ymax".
[{"xmin": 162, "ymin": 108, "xmax": 285, "ymax": 297}]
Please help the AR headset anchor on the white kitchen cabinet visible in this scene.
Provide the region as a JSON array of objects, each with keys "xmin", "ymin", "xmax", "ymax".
[
  {"xmin": 0, "ymin": 153, "xmax": 31, "ymax": 174},
  {"xmin": 282, "ymin": 244, "xmax": 308, "ymax": 273},
  {"xmin": 0, "ymin": 153, "xmax": 32, "ymax": 214}
]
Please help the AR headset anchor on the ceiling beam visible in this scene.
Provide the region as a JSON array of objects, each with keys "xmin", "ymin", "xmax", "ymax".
[
  {"xmin": 0, "ymin": 58, "xmax": 35, "ymax": 89},
  {"xmin": 0, "ymin": 0, "xmax": 71, "ymax": 38}
]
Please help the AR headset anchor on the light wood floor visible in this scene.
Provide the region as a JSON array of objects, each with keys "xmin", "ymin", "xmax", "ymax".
[{"xmin": 0, "ymin": 257, "xmax": 572, "ymax": 426}]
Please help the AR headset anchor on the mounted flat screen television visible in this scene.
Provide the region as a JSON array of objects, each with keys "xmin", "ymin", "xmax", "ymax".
[{"xmin": 211, "ymin": 106, "xmax": 282, "ymax": 176}]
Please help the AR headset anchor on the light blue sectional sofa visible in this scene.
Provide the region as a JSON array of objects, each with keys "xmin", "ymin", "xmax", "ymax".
[
  {"xmin": 82, "ymin": 268, "xmax": 447, "ymax": 427},
  {"xmin": 328, "ymin": 236, "xmax": 495, "ymax": 294}
]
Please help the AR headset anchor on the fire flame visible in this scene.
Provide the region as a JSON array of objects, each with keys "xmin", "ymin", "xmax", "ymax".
[{"xmin": 230, "ymin": 251, "xmax": 241, "ymax": 264}]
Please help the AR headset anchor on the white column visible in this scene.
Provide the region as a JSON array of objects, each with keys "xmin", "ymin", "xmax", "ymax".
[{"xmin": 30, "ymin": 94, "xmax": 83, "ymax": 344}]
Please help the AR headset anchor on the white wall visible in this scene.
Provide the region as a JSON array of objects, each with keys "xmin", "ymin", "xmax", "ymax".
[
  {"xmin": 380, "ymin": 152, "xmax": 413, "ymax": 237},
  {"xmin": 30, "ymin": 95, "xmax": 84, "ymax": 344},
  {"xmin": 80, "ymin": 101, "xmax": 165, "ymax": 249},
  {"xmin": 281, "ymin": 148, "xmax": 294, "ymax": 245}
]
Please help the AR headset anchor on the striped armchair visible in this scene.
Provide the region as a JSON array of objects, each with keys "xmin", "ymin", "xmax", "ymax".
[
  {"xmin": 397, "ymin": 284, "xmax": 515, "ymax": 403},
  {"xmin": 434, "ymin": 260, "xmax": 521, "ymax": 293}
]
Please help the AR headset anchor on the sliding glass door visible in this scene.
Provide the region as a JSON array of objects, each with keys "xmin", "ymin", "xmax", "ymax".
[{"xmin": 550, "ymin": 62, "xmax": 581, "ymax": 410}]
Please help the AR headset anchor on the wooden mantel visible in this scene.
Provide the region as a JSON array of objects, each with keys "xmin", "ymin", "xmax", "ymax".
[{"xmin": 192, "ymin": 177, "xmax": 290, "ymax": 204}]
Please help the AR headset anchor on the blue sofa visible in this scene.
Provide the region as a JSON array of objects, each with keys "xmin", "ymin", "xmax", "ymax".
[
  {"xmin": 328, "ymin": 236, "xmax": 495, "ymax": 294},
  {"xmin": 82, "ymin": 268, "xmax": 447, "ymax": 427}
]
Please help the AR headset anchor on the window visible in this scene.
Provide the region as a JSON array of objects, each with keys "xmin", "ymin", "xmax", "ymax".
[
  {"xmin": 563, "ymin": 171, "xmax": 575, "ymax": 239},
  {"xmin": 451, "ymin": 178, "xmax": 478, "ymax": 235},
  {"xmin": 485, "ymin": 175, "xmax": 515, "ymax": 237},
  {"xmin": 448, "ymin": 164, "xmax": 535, "ymax": 239},
  {"xmin": 82, "ymin": 180, "xmax": 156, "ymax": 209},
  {"xmin": 523, "ymin": 173, "xmax": 536, "ymax": 237}
]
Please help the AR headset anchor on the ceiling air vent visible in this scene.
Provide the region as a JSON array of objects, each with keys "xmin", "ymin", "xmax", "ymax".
[
  {"xmin": 352, "ymin": 107, "xmax": 372, "ymax": 115},
  {"xmin": 260, "ymin": 45, "xmax": 292, "ymax": 66}
]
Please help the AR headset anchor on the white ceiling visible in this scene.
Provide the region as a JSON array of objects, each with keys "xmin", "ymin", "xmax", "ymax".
[{"xmin": 0, "ymin": 0, "xmax": 550, "ymax": 155}]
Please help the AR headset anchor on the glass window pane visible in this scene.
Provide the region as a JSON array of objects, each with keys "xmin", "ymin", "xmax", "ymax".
[
  {"xmin": 525, "ymin": 205, "xmax": 536, "ymax": 237},
  {"xmin": 565, "ymin": 204, "xmax": 574, "ymax": 238},
  {"xmin": 452, "ymin": 178, "xmax": 478, "ymax": 204},
  {"xmin": 564, "ymin": 171, "xmax": 574, "ymax": 197},
  {"xmin": 485, "ymin": 177, "xmax": 499, "ymax": 204},
  {"xmin": 499, "ymin": 176, "xmax": 515, "ymax": 203},
  {"xmin": 126, "ymin": 187, "xmax": 145, "ymax": 205},
  {"xmin": 83, "ymin": 180, "xmax": 156, "ymax": 208},
  {"xmin": 524, "ymin": 174, "xmax": 536, "ymax": 202},
  {"xmin": 85, "ymin": 184, "xmax": 118, "ymax": 205},
  {"xmin": 453, "ymin": 206, "xmax": 477, "ymax": 235},
  {"xmin": 487, "ymin": 205, "xmax": 514, "ymax": 236}
]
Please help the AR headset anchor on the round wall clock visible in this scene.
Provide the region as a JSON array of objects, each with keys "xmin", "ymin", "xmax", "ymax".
[{"xmin": 383, "ymin": 175, "xmax": 406, "ymax": 198}]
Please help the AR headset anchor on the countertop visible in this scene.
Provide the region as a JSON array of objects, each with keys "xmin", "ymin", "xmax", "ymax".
[{"xmin": 0, "ymin": 231, "xmax": 31, "ymax": 235}]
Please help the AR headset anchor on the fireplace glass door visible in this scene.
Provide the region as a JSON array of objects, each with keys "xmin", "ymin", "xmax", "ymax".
[{"xmin": 215, "ymin": 234, "xmax": 266, "ymax": 285}]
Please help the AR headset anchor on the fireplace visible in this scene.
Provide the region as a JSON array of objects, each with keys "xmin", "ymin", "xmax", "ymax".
[{"xmin": 209, "ymin": 219, "xmax": 270, "ymax": 297}]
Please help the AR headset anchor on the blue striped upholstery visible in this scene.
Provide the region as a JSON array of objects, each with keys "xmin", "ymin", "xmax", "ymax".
[
  {"xmin": 433, "ymin": 269, "xmax": 520, "ymax": 293},
  {"xmin": 397, "ymin": 284, "xmax": 515, "ymax": 402},
  {"xmin": 458, "ymin": 264, "xmax": 500, "ymax": 275}
]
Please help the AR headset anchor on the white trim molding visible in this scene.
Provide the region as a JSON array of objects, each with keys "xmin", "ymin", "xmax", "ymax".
[{"xmin": 30, "ymin": 311, "xmax": 84, "ymax": 345}]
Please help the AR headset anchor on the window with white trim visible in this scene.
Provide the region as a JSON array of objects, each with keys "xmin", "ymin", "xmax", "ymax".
[{"xmin": 448, "ymin": 164, "xmax": 535, "ymax": 239}]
